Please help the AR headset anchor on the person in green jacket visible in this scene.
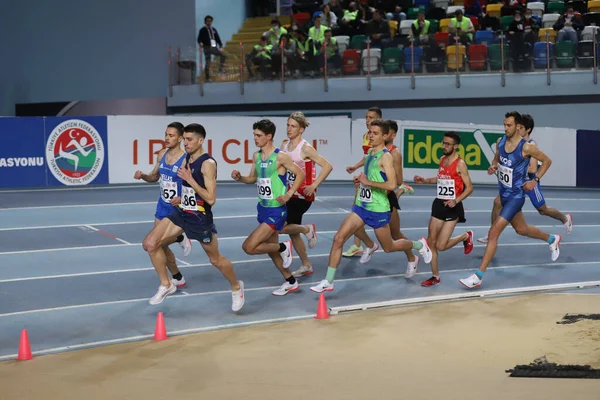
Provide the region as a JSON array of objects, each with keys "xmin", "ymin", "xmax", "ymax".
[{"xmin": 246, "ymin": 35, "xmax": 273, "ymax": 80}]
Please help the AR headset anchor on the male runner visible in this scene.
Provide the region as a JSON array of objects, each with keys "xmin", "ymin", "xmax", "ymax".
[
  {"xmin": 413, "ymin": 131, "xmax": 475, "ymax": 287},
  {"xmin": 279, "ymin": 112, "xmax": 333, "ymax": 278},
  {"xmin": 142, "ymin": 123, "xmax": 245, "ymax": 311},
  {"xmin": 460, "ymin": 112, "xmax": 561, "ymax": 289},
  {"xmin": 310, "ymin": 120, "xmax": 432, "ymax": 293},
  {"xmin": 231, "ymin": 119, "xmax": 307, "ymax": 296},
  {"xmin": 477, "ymin": 113, "xmax": 573, "ymax": 243},
  {"xmin": 134, "ymin": 122, "xmax": 192, "ymax": 288}
]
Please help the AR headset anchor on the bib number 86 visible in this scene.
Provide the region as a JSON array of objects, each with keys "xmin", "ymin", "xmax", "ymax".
[{"xmin": 182, "ymin": 194, "xmax": 197, "ymax": 207}]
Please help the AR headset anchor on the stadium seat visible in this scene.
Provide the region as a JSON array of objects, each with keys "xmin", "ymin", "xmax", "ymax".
[
  {"xmin": 475, "ymin": 30, "xmax": 495, "ymax": 45},
  {"xmin": 408, "ymin": 7, "xmax": 426, "ymax": 19},
  {"xmin": 567, "ymin": 0, "xmax": 588, "ymax": 15},
  {"xmin": 488, "ymin": 43, "xmax": 510, "ymax": 70},
  {"xmin": 583, "ymin": 12, "xmax": 600, "ymax": 27},
  {"xmin": 527, "ymin": 2, "xmax": 545, "ymax": 17},
  {"xmin": 446, "ymin": 6, "xmax": 465, "ymax": 16},
  {"xmin": 342, "ymin": 49, "xmax": 361, "ymax": 74},
  {"xmin": 581, "ymin": 26, "xmax": 600, "ymax": 41},
  {"xmin": 361, "ymin": 48, "xmax": 382, "ymax": 74},
  {"xmin": 589, "ymin": 0, "xmax": 600, "ymax": 13},
  {"xmin": 435, "ymin": 32, "xmax": 450, "ymax": 46},
  {"xmin": 400, "ymin": 20, "xmax": 414, "ymax": 36},
  {"xmin": 388, "ymin": 20, "xmax": 399, "ymax": 37},
  {"xmin": 469, "ymin": 16, "xmax": 479, "ymax": 30},
  {"xmin": 486, "ymin": 4, "xmax": 503, "ymax": 18},
  {"xmin": 440, "ymin": 18, "xmax": 452, "ymax": 33},
  {"xmin": 546, "ymin": 2, "xmax": 565, "ymax": 15},
  {"xmin": 538, "ymin": 28, "xmax": 557, "ymax": 43},
  {"xmin": 446, "ymin": 44, "xmax": 466, "ymax": 70},
  {"xmin": 555, "ymin": 41, "xmax": 576, "ymax": 68},
  {"xmin": 334, "ymin": 35, "xmax": 350, "ymax": 53},
  {"xmin": 428, "ymin": 19, "xmax": 440, "ymax": 33},
  {"xmin": 294, "ymin": 12, "xmax": 311, "ymax": 27},
  {"xmin": 427, "ymin": 7, "xmax": 448, "ymax": 21},
  {"xmin": 577, "ymin": 41, "xmax": 595, "ymax": 68},
  {"xmin": 468, "ymin": 44, "xmax": 488, "ymax": 70},
  {"xmin": 350, "ymin": 34, "xmax": 367, "ymax": 50},
  {"xmin": 542, "ymin": 13, "xmax": 561, "ymax": 28},
  {"xmin": 432, "ymin": 0, "xmax": 450, "ymax": 10},
  {"xmin": 533, "ymin": 41, "xmax": 554, "ymax": 69},
  {"xmin": 382, "ymin": 47, "xmax": 403, "ymax": 73},
  {"xmin": 414, "ymin": 0, "xmax": 430, "ymax": 9},
  {"xmin": 403, "ymin": 46, "xmax": 424, "ymax": 72},
  {"xmin": 425, "ymin": 45, "xmax": 447, "ymax": 72},
  {"xmin": 501, "ymin": 16, "xmax": 514, "ymax": 32}
]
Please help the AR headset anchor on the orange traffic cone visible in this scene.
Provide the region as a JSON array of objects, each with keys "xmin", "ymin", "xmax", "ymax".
[
  {"xmin": 17, "ymin": 329, "xmax": 33, "ymax": 361},
  {"xmin": 153, "ymin": 312, "xmax": 168, "ymax": 341},
  {"xmin": 315, "ymin": 293, "xmax": 329, "ymax": 319}
]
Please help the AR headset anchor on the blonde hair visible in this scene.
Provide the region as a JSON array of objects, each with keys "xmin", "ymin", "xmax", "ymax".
[{"xmin": 288, "ymin": 112, "xmax": 310, "ymax": 129}]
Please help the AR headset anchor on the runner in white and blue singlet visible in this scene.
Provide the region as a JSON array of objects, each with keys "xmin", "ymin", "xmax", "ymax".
[{"xmin": 460, "ymin": 111, "xmax": 561, "ymax": 289}]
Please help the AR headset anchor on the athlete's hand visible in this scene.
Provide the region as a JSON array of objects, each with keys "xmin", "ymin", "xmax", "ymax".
[
  {"xmin": 169, "ymin": 196, "xmax": 181, "ymax": 206},
  {"xmin": 488, "ymin": 165, "xmax": 498, "ymax": 175},
  {"xmin": 231, "ymin": 170, "xmax": 241, "ymax": 181},
  {"xmin": 177, "ymin": 163, "xmax": 193, "ymax": 183},
  {"xmin": 357, "ymin": 173, "xmax": 369, "ymax": 185},
  {"xmin": 276, "ymin": 193, "xmax": 291, "ymax": 205},
  {"xmin": 134, "ymin": 170, "xmax": 144, "ymax": 180},
  {"xmin": 303, "ymin": 184, "xmax": 317, "ymax": 197},
  {"xmin": 444, "ymin": 199, "xmax": 457, "ymax": 208},
  {"xmin": 413, "ymin": 175, "xmax": 425, "ymax": 184},
  {"xmin": 522, "ymin": 180, "xmax": 537, "ymax": 192},
  {"xmin": 346, "ymin": 165, "xmax": 357, "ymax": 174}
]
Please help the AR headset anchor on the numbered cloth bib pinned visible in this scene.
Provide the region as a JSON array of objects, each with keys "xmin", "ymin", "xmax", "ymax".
[
  {"xmin": 257, "ymin": 178, "xmax": 273, "ymax": 200},
  {"xmin": 286, "ymin": 170, "xmax": 296, "ymax": 190},
  {"xmin": 437, "ymin": 179, "xmax": 456, "ymax": 200},
  {"xmin": 181, "ymin": 186, "xmax": 198, "ymax": 211},
  {"xmin": 497, "ymin": 164, "xmax": 513, "ymax": 188},
  {"xmin": 160, "ymin": 180, "xmax": 178, "ymax": 203},
  {"xmin": 358, "ymin": 184, "xmax": 373, "ymax": 203}
]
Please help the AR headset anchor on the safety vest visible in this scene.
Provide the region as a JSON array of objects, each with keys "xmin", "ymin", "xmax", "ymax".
[
  {"xmin": 309, "ymin": 25, "xmax": 328, "ymax": 44},
  {"xmin": 343, "ymin": 10, "xmax": 358, "ymax": 21},
  {"xmin": 451, "ymin": 17, "xmax": 472, "ymax": 39},
  {"xmin": 412, "ymin": 19, "xmax": 430, "ymax": 35},
  {"xmin": 253, "ymin": 44, "xmax": 273, "ymax": 59}
]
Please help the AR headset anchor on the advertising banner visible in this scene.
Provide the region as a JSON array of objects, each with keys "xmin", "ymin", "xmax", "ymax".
[
  {"xmin": 0, "ymin": 117, "xmax": 47, "ymax": 187},
  {"xmin": 44, "ymin": 117, "xmax": 110, "ymax": 186},
  {"xmin": 107, "ymin": 115, "xmax": 352, "ymax": 183}
]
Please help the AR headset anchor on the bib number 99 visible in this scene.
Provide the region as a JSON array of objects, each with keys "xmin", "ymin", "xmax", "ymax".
[{"xmin": 258, "ymin": 185, "xmax": 272, "ymax": 197}]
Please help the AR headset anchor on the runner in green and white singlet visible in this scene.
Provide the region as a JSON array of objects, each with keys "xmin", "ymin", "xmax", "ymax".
[
  {"xmin": 232, "ymin": 119, "xmax": 307, "ymax": 296},
  {"xmin": 310, "ymin": 120, "xmax": 433, "ymax": 294}
]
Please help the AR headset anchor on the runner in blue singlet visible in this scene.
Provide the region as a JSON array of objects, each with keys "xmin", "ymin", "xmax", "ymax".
[
  {"xmin": 460, "ymin": 111, "xmax": 561, "ymax": 289},
  {"xmin": 133, "ymin": 122, "xmax": 192, "ymax": 288}
]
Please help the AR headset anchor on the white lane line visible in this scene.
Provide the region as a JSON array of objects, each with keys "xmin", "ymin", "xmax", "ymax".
[
  {"xmin": 0, "ymin": 260, "xmax": 598, "ymax": 317},
  {"xmin": 84, "ymin": 225, "xmax": 132, "ymax": 245},
  {"xmin": 175, "ymin": 258, "xmax": 191, "ymax": 266}
]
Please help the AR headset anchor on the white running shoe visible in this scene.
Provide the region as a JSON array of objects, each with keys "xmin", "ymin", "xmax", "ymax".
[
  {"xmin": 231, "ymin": 280, "xmax": 245, "ymax": 312},
  {"xmin": 549, "ymin": 234, "xmax": 561, "ymax": 261},
  {"xmin": 272, "ymin": 280, "xmax": 300, "ymax": 296},
  {"xmin": 359, "ymin": 243, "xmax": 379, "ymax": 264},
  {"xmin": 305, "ymin": 223, "xmax": 318, "ymax": 249},
  {"xmin": 310, "ymin": 279, "xmax": 334, "ymax": 293},
  {"xmin": 281, "ymin": 240, "xmax": 293, "ymax": 269},
  {"xmin": 405, "ymin": 256, "xmax": 420, "ymax": 279},
  {"xmin": 417, "ymin": 238, "xmax": 433, "ymax": 264},
  {"xmin": 459, "ymin": 274, "xmax": 482, "ymax": 289},
  {"xmin": 179, "ymin": 233, "xmax": 192, "ymax": 257},
  {"xmin": 477, "ymin": 237, "xmax": 488, "ymax": 244},
  {"xmin": 564, "ymin": 214, "xmax": 573, "ymax": 235},
  {"xmin": 149, "ymin": 283, "xmax": 177, "ymax": 305},
  {"xmin": 172, "ymin": 276, "xmax": 186, "ymax": 288},
  {"xmin": 292, "ymin": 265, "xmax": 314, "ymax": 278}
]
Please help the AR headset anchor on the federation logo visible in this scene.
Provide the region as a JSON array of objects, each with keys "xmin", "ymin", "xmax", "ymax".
[{"xmin": 46, "ymin": 119, "xmax": 105, "ymax": 185}]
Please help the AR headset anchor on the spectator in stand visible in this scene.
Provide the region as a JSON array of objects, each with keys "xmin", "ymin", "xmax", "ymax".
[
  {"xmin": 309, "ymin": 14, "xmax": 328, "ymax": 48},
  {"xmin": 449, "ymin": 9, "xmax": 475, "ymax": 45},
  {"xmin": 328, "ymin": 0, "xmax": 344, "ymax": 19},
  {"xmin": 271, "ymin": 33, "xmax": 298, "ymax": 79},
  {"xmin": 523, "ymin": 8, "xmax": 539, "ymax": 45},
  {"xmin": 411, "ymin": 11, "xmax": 433, "ymax": 46},
  {"xmin": 464, "ymin": 0, "xmax": 483, "ymax": 18},
  {"xmin": 322, "ymin": 4, "xmax": 338, "ymax": 29},
  {"xmin": 197, "ymin": 15, "xmax": 227, "ymax": 81},
  {"xmin": 355, "ymin": 1, "xmax": 373, "ymax": 35},
  {"xmin": 339, "ymin": 2, "xmax": 360, "ymax": 36},
  {"xmin": 508, "ymin": 10, "xmax": 529, "ymax": 72},
  {"xmin": 480, "ymin": 6, "xmax": 501, "ymax": 31},
  {"xmin": 294, "ymin": 30, "xmax": 317, "ymax": 76},
  {"xmin": 386, "ymin": 5, "xmax": 407, "ymax": 23},
  {"xmin": 553, "ymin": 7, "xmax": 584, "ymax": 43},
  {"xmin": 502, "ymin": 0, "xmax": 526, "ymax": 16},
  {"xmin": 368, "ymin": 9, "xmax": 390, "ymax": 48},
  {"xmin": 266, "ymin": 19, "xmax": 288, "ymax": 48},
  {"xmin": 246, "ymin": 36, "xmax": 273, "ymax": 80},
  {"xmin": 316, "ymin": 29, "xmax": 343, "ymax": 74}
]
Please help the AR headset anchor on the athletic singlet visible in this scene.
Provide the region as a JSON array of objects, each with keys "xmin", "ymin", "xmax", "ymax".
[
  {"xmin": 179, "ymin": 153, "xmax": 214, "ymax": 223},
  {"xmin": 436, "ymin": 156, "xmax": 464, "ymax": 201},
  {"xmin": 283, "ymin": 139, "xmax": 316, "ymax": 202},
  {"xmin": 255, "ymin": 148, "xmax": 287, "ymax": 208},
  {"xmin": 362, "ymin": 132, "xmax": 372, "ymax": 155},
  {"xmin": 158, "ymin": 150, "xmax": 186, "ymax": 204},
  {"xmin": 497, "ymin": 136, "xmax": 529, "ymax": 199},
  {"xmin": 526, "ymin": 138, "xmax": 542, "ymax": 179},
  {"xmin": 355, "ymin": 148, "xmax": 389, "ymax": 212}
]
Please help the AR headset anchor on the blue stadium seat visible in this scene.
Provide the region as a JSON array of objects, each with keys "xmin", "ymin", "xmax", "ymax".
[
  {"xmin": 403, "ymin": 46, "xmax": 423, "ymax": 73},
  {"xmin": 533, "ymin": 42, "xmax": 554, "ymax": 69},
  {"xmin": 475, "ymin": 30, "xmax": 496, "ymax": 45}
]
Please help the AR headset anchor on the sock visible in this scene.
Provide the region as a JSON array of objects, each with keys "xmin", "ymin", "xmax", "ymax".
[
  {"xmin": 286, "ymin": 275, "xmax": 296, "ymax": 285},
  {"xmin": 412, "ymin": 240, "xmax": 423, "ymax": 250},
  {"xmin": 279, "ymin": 242, "xmax": 287, "ymax": 253},
  {"xmin": 175, "ymin": 235, "xmax": 184, "ymax": 243},
  {"xmin": 172, "ymin": 272, "xmax": 183, "ymax": 281},
  {"xmin": 433, "ymin": 275, "xmax": 440, "ymax": 279},
  {"xmin": 475, "ymin": 270, "xmax": 484, "ymax": 280},
  {"xmin": 547, "ymin": 235, "xmax": 555, "ymax": 244},
  {"xmin": 326, "ymin": 267, "xmax": 337, "ymax": 284}
]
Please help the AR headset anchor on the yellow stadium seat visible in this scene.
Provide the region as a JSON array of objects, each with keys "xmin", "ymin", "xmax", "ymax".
[
  {"xmin": 439, "ymin": 18, "xmax": 452, "ymax": 33},
  {"xmin": 588, "ymin": 0, "xmax": 600, "ymax": 12},
  {"xmin": 389, "ymin": 20, "xmax": 399, "ymax": 38},
  {"xmin": 486, "ymin": 4, "xmax": 503, "ymax": 18},
  {"xmin": 538, "ymin": 28, "xmax": 557, "ymax": 43},
  {"xmin": 446, "ymin": 45, "xmax": 466, "ymax": 70}
]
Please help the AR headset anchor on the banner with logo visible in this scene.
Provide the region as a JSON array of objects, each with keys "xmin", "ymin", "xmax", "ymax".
[
  {"xmin": 107, "ymin": 115, "xmax": 352, "ymax": 183},
  {"xmin": 0, "ymin": 117, "xmax": 47, "ymax": 187},
  {"xmin": 44, "ymin": 117, "xmax": 109, "ymax": 186}
]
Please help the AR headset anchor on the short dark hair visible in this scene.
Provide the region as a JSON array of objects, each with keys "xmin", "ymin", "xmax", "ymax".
[
  {"xmin": 367, "ymin": 106, "xmax": 383, "ymax": 118},
  {"xmin": 385, "ymin": 119, "xmax": 398, "ymax": 133},
  {"xmin": 505, "ymin": 111, "xmax": 522, "ymax": 125},
  {"xmin": 370, "ymin": 119, "xmax": 390, "ymax": 135},
  {"xmin": 167, "ymin": 122, "xmax": 184, "ymax": 136},
  {"xmin": 204, "ymin": 15, "xmax": 213, "ymax": 23},
  {"xmin": 253, "ymin": 119, "xmax": 276, "ymax": 138},
  {"xmin": 183, "ymin": 123, "xmax": 206, "ymax": 139},
  {"xmin": 444, "ymin": 131, "xmax": 461, "ymax": 145},
  {"xmin": 521, "ymin": 114, "xmax": 535, "ymax": 133}
]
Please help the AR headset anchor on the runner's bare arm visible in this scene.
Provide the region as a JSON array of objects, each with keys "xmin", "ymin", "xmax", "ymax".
[
  {"xmin": 135, "ymin": 148, "xmax": 166, "ymax": 182},
  {"xmin": 358, "ymin": 152, "xmax": 396, "ymax": 191},
  {"xmin": 231, "ymin": 151, "xmax": 258, "ymax": 184},
  {"xmin": 455, "ymin": 159, "xmax": 473, "ymax": 203},
  {"xmin": 523, "ymin": 142, "xmax": 552, "ymax": 180},
  {"xmin": 413, "ymin": 175, "xmax": 436, "ymax": 184},
  {"xmin": 183, "ymin": 159, "xmax": 217, "ymax": 206},
  {"xmin": 526, "ymin": 142, "xmax": 540, "ymax": 175},
  {"xmin": 347, "ymin": 156, "xmax": 365, "ymax": 174},
  {"xmin": 391, "ymin": 149, "xmax": 403, "ymax": 186},
  {"xmin": 303, "ymin": 144, "xmax": 333, "ymax": 188}
]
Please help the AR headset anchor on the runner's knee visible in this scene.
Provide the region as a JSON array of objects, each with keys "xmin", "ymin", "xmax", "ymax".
[
  {"xmin": 514, "ymin": 225, "xmax": 529, "ymax": 236},
  {"xmin": 332, "ymin": 232, "xmax": 346, "ymax": 248},
  {"xmin": 143, "ymin": 235, "xmax": 160, "ymax": 253}
]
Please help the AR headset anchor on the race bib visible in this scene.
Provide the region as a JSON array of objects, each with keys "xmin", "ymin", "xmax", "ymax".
[
  {"xmin": 358, "ymin": 184, "xmax": 372, "ymax": 203},
  {"xmin": 437, "ymin": 179, "xmax": 456, "ymax": 200},
  {"xmin": 498, "ymin": 164, "xmax": 513, "ymax": 188},
  {"xmin": 181, "ymin": 186, "xmax": 198, "ymax": 211},
  {"xmin": 160, "ymin": 180, "xmax": 178, "ymax": 203},
  {"xmin": 257, "ymin": 178, "xmax": 273, "ymax": 200},
  {"xmin": 286, "ymin": 170, "xmax": 296, "ymax": 189}
]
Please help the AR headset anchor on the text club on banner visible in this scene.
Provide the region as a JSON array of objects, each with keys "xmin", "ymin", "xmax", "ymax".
[
  {"xmin": 44, "ymin": 117, "xmax": 110, "ymax": 186},
  {"xmin": 0, "ymin": 117, "xmax": 47, "ymax": 187},
  {"xmin": 107, "ymin": 115, "xmax": 352, "ymax": 183}
]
